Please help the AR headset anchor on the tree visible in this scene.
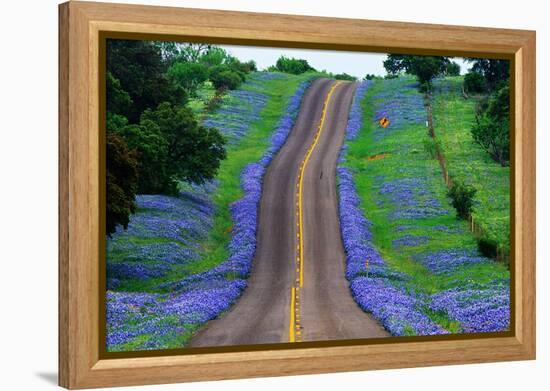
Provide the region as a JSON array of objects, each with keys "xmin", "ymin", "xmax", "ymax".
[
  {"xmin": 465, "ymin": 58, "xmax": 509, "ymax": 91},
  {"xmin": 464, "ymin": 71, "xmax": 488, "ymax": 93},
  {"xmin": 446, "ymin": 61, "xmax": 461, "ymax": 76},
  {"xmin": 106, "ymin": 71, "xmax": 132, "ymax": 115},
  {"xmin": 140, "ymin": 102, "xmax": 227, "ymax": 193},
  {"xmin": 199, "ymin": 46, "xmax": 230, "ymax": 67},
  {"xmin": 209, "ymin": 66, "xmax": 243, "ymax": 91},
  {"xmin": 167, "ymin": 61, "xmax": 209, "ymax": 97},
  {"xmin": 178, "ymin": 43, "xmax": 212, "ymax": 63},
  {"xmin": 274, "ymin": 56, "xmax": 315, "ymax": 75},
  {"xmin": 106, "ymin": 40, "xmax": 186, "ymax": 122},
  {"xmin": 471, "ymin": 85, "xmax": 510, "ymax": 166},
  {"xmin": 383, "ymin": 54, "xmax": 450, "ymax": 91},
  {"xmin": 114, "ymin": 120, "xmax": 170, "ymax": 194},
  {"xmin": 106, "ymin": 133, "xmax": 139, "ymax": 236}
]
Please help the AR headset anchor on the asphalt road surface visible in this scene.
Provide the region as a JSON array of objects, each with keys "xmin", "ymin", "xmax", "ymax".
[{"xmin": 189, "ymin": 79, "xmax": 389, "ymax": 347}]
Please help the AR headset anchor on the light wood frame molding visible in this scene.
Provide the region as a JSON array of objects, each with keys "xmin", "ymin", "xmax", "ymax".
[{"xmin": 59, "ymin": 1, "xmax": 536, "ymax": 388}]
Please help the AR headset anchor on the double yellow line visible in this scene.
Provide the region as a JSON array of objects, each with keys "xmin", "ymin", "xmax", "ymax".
[{"xmin": 289, "ymin": 80, "xmax": 343, "ymax": 343}]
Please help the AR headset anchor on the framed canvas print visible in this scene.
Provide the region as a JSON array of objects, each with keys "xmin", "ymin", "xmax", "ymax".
[{"xmin": 58, "ymin": 1, "xmax": 536, "ymax": 389}]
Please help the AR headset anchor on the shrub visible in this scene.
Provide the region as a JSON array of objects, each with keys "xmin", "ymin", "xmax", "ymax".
[
  {"xmin": 447, "ymin": 180, "xmax": 477, "ymax": 220},
  {"xmin": 225, "ymin": 56, "xmax": 256, "ymax": 75},
  {"xmin": 478, "ymin": 237, "xmax": 498, "ymax": 258},
  {"xmin": 464, "ymin": 71, "xmax": 487, "ymax": 93},
  {"xmin": 209, "ymin": 67, "xmax": 243, "ymax": 91}
]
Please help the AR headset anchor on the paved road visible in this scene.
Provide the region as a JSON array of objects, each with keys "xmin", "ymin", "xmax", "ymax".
[{"xmin": 189, "ymin": 79, "xmax": 389, "ymax": 347}]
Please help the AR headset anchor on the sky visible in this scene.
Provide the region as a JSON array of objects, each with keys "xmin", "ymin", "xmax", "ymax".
[{"xmin": 219, "ymin": 44, "xmax": 471, "ymax": 78}]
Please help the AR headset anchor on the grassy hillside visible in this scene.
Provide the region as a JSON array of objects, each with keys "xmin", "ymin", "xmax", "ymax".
[
  {"xmin": 339, "ymin": 77, "xmax": 510, "ymax": 335},
  {"xmin": 431, "ymin": 77, "xmax": 510, "ymax": 254}
]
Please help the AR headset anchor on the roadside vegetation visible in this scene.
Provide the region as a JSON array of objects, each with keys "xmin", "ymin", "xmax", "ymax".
[
  {"xmin": 338, "ymin": 77, "xmax": 510, "ymax": 335},
  {"xmin": 105, "ymin": 39, "xmax": 322, "ymax": 351}
]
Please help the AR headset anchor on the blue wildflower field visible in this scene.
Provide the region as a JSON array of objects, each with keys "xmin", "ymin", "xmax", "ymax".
[
  {"xmin": 338, "ymin": 77, "xmax": 510, "ymax": 336},
  {"xmin": 106, "ymin": 71, "xmax": 315, "ymax": 351}
]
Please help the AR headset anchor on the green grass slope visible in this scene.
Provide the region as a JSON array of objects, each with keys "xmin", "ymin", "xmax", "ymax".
[{"xmin": 431, "ymin": 77, "xmax": 510, "ymax": 253}]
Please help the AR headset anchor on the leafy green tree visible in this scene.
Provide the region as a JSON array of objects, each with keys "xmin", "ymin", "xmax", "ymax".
[
  {"xmin": 199, "ymin": 46, "xmax": 230, "ymax": 67},
  {"xmin": 383, "ymin": 54, "xmax": 450, "ymax": 91},
  {"xmin": 465, "ymin": 58, "xmax": 509, "ymax": 91},
  {"xmin": 106, "ymin": 71, "xmax": 132, "ymax": 115},
  {"xmin": 115, "ymin": 120, "xmax": 170, "ymax": 194},
  {"xmin": 178, "ymin": 43, "xmax": 212, "ymax": 63},
  {"xmin": 209, "ymin": 67, "xmax": 243, "ymax": 91},
  {"xmin": 106, "ymin": 133, "xmax": 139, "ymax": 236},
  {"xmin": 446, "ymin": 61, "xmax": 461, "ymax": 76},
  {"xmin": 274, "ymin": 56, "xmax": 315, "ymax": 75},
  {"xmin": 167, "ymin": 61, "xmax": 209, "ymax": 97},
  {"xmin": 106, "ymin": 112, "xmax": 129, "ymax": 133},
  {"xmin": 106, "ymin": 39, "xmax": 186, "ymax": 122},
  {"xmin": 471, "ymin": 85, "xmax": 510, "ymax": 166},
  {"xmin": 464, "ymin": 71, "xmax": 488, "ymax": 93},
  {"xmin": 140, "ymin": 102, "xmax": 227, "ymax": 193}
]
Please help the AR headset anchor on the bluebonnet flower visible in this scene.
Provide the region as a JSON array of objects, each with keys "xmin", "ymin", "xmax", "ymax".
[
  {"xmin": 430, "ymin": 281, "xmax": 510, "ymax": 333},
  {"xmin": 351, "ymin": 277, "xmax": 448, "ymax": 336},
  {"xmin": 392, "ymin": 235, "xmax": 429, "ymax": 248},
  {"xmin": 203, "ymin": 89, "xmax": 268, "ymax": 144},
  {"xmin": 413, "ymin": 249, "xmax": 490, "ymax": 274}
]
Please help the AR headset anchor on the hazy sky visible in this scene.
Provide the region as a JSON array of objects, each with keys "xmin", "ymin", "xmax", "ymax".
[{"xmin": 219, "ymin": 44, "xmax": 471, "ymax": 78}]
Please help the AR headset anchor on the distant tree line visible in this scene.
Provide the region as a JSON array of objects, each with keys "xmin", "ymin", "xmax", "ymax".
[
  {"xmin": 106, "ymin": 40, "xmax": 257, "ymax": 235},
  {"xmin": 267, "ymin": 56, "xmax": 316, "ymax": 75},
  {"xmin": 383, "ymin": 55, "xmax": 460, "ymax": 91},
  {"xmin": 267, "ymin": 56, "xmax": 361, "ymax": 81}
]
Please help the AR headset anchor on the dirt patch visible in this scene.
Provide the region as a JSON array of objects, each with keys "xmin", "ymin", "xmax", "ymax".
[{"xmin": 367, "ymin": 153, "xmax": 390, "ymax": 161}]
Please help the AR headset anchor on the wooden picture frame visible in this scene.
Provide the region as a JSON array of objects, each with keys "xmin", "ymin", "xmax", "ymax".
[{"xmin": 59, "ymin": 1, "xmax": 536, "ymax": 388}]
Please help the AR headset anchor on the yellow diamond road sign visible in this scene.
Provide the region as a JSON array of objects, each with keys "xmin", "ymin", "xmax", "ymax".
[{"xmin": 379, "ymin": 116, "xmax": 390, "ymax": 128}]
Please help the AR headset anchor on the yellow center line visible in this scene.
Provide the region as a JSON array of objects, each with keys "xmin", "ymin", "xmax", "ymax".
[
  {"xmin": 289, "ymin": 80, "xmax": 343, "ymax": 343},
  {"xmin": 289, "ymin": 286, "xmax": 296, "ymax": 342},
  {"xmin": 297, "ymin": 80, "xmax": 342, "ymax": 288}
]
